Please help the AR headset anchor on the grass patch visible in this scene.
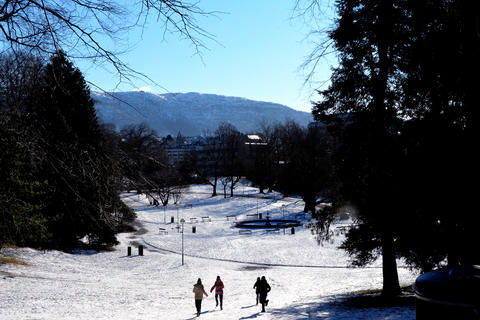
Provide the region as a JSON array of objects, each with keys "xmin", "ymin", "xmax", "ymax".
[
  {"xmin": 0, "ymin": 256, "xmax": 28, "ymax": 266},
  {"xmin": 341, "ymin": 284, "xmax": 415, "ymax": 309},
  {"xmin": 1, "ymin": 244, "xmax": 20, "ymax": 249},
  {"xmin": 348, "ymin": 284, "xmax": 414, "ymax": 296}
]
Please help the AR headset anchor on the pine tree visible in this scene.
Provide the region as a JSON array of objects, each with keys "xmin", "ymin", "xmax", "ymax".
[
  {"xmin": 394, "ymin": 0, "xmax": 480, "ymax": 269},
  {"xmin": 311, "ymin": 0, "xmax": 410, "ymax": 296},
  {"xmin": 0, "ymin": 110, "xmax": 48, "ymax": 248},
  {"xmin": 0, "ymin": 53, "xmax": 49, "ymax": 248},
  {"xmin": 31, "ymin": 52, "xmax": 118, "ymax": 248},
  {"xmin": 311, "ymin": 0, "xmax": 480, "ymax": 285}
]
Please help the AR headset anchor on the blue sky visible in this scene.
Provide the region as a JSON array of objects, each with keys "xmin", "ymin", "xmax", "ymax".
[{"xmin": 81, "ymin": 1, "xmax": 335, "ymax": 113}]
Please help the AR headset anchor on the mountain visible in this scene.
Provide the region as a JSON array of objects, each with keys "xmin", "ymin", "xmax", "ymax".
[{"xmin": 92, "ymin": 91, "xmax": 313, "ymax": 136}]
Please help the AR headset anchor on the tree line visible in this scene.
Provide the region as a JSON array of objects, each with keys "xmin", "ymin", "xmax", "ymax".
[{"xmin": 179, "ymin": 121, "xmax": 332, "ymax": 215}]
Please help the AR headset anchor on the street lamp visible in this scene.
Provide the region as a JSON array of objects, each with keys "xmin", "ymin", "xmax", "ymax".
[{"xmin": 180, "ymin": 218, "xmax": 185, "ymax": 266}]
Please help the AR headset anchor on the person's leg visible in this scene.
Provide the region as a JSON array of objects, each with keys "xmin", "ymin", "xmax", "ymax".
[
  {"xmin": 195, "ymin": 299, "xmax": 201, "ymax": 316},
  {"xmin": 215, "ymin": 294, "xmax": 219, "ymax": 306},
  {"xmin": 260, "ymin": 294, "xmax": 266, "ymax": 312},
  {"xmin": 256, "ymin": 293, "xmax": 259, "ymax": 305},
  {"xmin": 219, "ymin": 294, "xmax": 223, "ymax": 309}
]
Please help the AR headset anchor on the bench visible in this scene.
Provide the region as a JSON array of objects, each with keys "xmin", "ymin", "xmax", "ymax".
[
  {"xmin": 201, "ymin": 216, "xmax": 211, "ymax": 222},
  {"xmin": 190, "ymin": 217, "xmax": 198, "ymax": 223},
  {"xmin": 158, "ymin": 227, "xmax": 168, "ymax": 235},
  {"xmin": 226, "ymin": 215, "xmax": 237, "ymax": 221},
  {"xmin": 239, "ymin": 229, "xmax": 252, "ymax": 235},
  {"xmin": 266, "ymin": 228, "xmax": 280, "ymax": 234},
  {"xmin": 246, "ymin": 213, "xmax": 259, "ymax": 219}
]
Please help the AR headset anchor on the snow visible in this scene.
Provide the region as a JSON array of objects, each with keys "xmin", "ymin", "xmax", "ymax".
[{"xmin": 0, "ymin": 184, "xmax": 418, "ymax": 319}]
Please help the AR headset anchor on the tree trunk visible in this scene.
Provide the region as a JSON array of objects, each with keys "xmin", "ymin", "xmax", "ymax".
[
  {"xmin": 376, "ymin": 0, "xmax": 399, "ymax": 298},
  {"xmin": 302, "ymin": 193, "xmax": 316, "ymax": 214},
  {"xmin": 381, "ymin": 230, "xmax": 401, "ymax": 297},
  {"xmin": 211, "ymin": 176, "xmax": 217, "ymax": 197},
  {"xmin": 303, "ymin": 200, "xmax": 314, "ymax": 214}
]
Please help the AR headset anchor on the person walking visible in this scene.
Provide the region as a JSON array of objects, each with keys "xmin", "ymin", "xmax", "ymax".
[
  {"xmin": 210, "ymin": 276, "xmax": 224, "ymax": 310},
  {"xmin": 257, "ymin": 276, "xmax": 271, "ymax": 312},
  {"xmin": 193, "ymin": 278, "xmax": 208, "ymax": 317},
  {"xmin": 253, "ymin": 277, "xmax": 261, "ymax": 305}
]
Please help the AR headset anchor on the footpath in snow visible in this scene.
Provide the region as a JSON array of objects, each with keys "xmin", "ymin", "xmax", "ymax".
[{"xmin": 0, "ymin": 184, "xmax": 418, "ymax": 319}]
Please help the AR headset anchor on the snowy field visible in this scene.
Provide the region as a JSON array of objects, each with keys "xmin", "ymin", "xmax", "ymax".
[{"xmin": 1, "ymin": 184, "xmax": 418, "ymax": 319}]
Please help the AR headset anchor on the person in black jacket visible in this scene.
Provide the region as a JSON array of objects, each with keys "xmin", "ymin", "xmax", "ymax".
[
  {"xmin": 257, "ymin": 276, "xmax": 271, "ymax": 312},
  {"xmin": 253, "ymin": 277, "xmax": 261, "ymax": 305}
]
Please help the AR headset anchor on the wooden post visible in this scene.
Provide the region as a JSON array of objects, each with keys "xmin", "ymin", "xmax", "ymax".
[
  {"xmin": 192, "ymin": 226, "xmax": 196, "ymax": 233},
  {"xmin": 139, "ymin": 245, "xmax": 143, "ymax": 256},
  {"xmin": 127, "ymin": 246, "xmax": 131, "ymax": 256},
  {"xmin": 291, "ymin": 227, "xmax": 295, "ymax": 235},
  {"xmin": 171, "ymin": 216, "xmax": 174, "ymax": 223}
]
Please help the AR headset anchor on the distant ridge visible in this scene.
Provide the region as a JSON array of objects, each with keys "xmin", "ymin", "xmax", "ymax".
[{"xmin": 92, "ymin": 91, "xmax": 313, "ymax": 136}]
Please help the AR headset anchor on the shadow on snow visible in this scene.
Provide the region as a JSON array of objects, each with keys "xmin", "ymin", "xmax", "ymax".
[{"xmin": 251, "ymin": 294, "xmax": 415, "ymax": 320}]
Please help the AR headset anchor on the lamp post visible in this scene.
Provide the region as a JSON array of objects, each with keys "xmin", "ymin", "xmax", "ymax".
[
  {"xmin": 163, "ymin": 206, "xmax": 166, "ymax": 224},
  {"xmin": 282, "ymin": 204, "xmax": 286, "ymax": 234},
  {"xmin": 180, "ymin": 218, "xmax": 185, "ymax": 266}
]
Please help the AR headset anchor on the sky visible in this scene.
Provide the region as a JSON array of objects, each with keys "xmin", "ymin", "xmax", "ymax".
[{"xmin": 80, "ymin": 1, "xmax": 336, "ymax": 113}]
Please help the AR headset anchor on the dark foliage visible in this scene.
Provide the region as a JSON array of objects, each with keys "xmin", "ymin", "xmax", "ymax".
[
  {"xmin": 0, "ymin": 52, "xmax": 135, "ymax": 250},
  {"xmin": 309, "ymin": 0, "xmax": 479, "ymax": 296},
  {"xmin": 311, "ymin": 0, "xmax": 410, "ymax": 297}
]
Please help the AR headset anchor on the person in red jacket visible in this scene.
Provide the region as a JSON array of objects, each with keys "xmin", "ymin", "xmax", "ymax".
[{"xmin": 210, "ymin": 276, "xmax": 224, "ymax": 310}]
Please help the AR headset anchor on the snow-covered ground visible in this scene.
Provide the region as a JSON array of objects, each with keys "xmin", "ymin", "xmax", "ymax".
[{"xmin": 0, "ymin": 184, "xmax": 418, "ymax": 319}]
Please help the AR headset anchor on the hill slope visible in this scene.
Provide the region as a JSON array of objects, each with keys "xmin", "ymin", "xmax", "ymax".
[{"xmin": 92, "ymin": 91, "xmax": 313, "ymax": 136}]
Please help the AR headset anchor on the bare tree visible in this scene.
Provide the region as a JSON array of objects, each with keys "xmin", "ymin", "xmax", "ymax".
[
  {"xmin": 216, "ymin": 123, "xmax": 244, "ymax": 198},
  {"xmin": 292, "ymin": 0, "xmax": 335, "ymax": 92},
  {"xmin": 194, "ymin": 134, "xmax": 222, "ymax": 196},
  {"xmin": 0, "ymin": 0, "xmax": 216, "ymax": 85},
  {"xmin": 0, "ymin": 52, "xmax": 44, "ymax": 110}
]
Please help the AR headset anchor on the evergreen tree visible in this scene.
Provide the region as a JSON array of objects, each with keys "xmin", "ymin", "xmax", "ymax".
[
  {"xmin": 394, "ymin": 0, "xmax": 480, "ymax": 269},
  {"xmin": 0, "ymin": 110, "xmax": 48, "ymax": 248},
  {"xmin": 311, "ymin": 0, "xmax": 410, "ymax": 296},
  {"xmin": 31, "ymin": 52, "xmax": 119, "ymax": 248},
  {"xmin": 310, "ymin": 0, "xmax": 479, "ymax": 287},
  {"xmin": 1, "ymin": 52, "xmax": 135, "ymax": 249},
  {"xmin": 0, "ymin": 53, "xmax": 48, "ymax": 248}
]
